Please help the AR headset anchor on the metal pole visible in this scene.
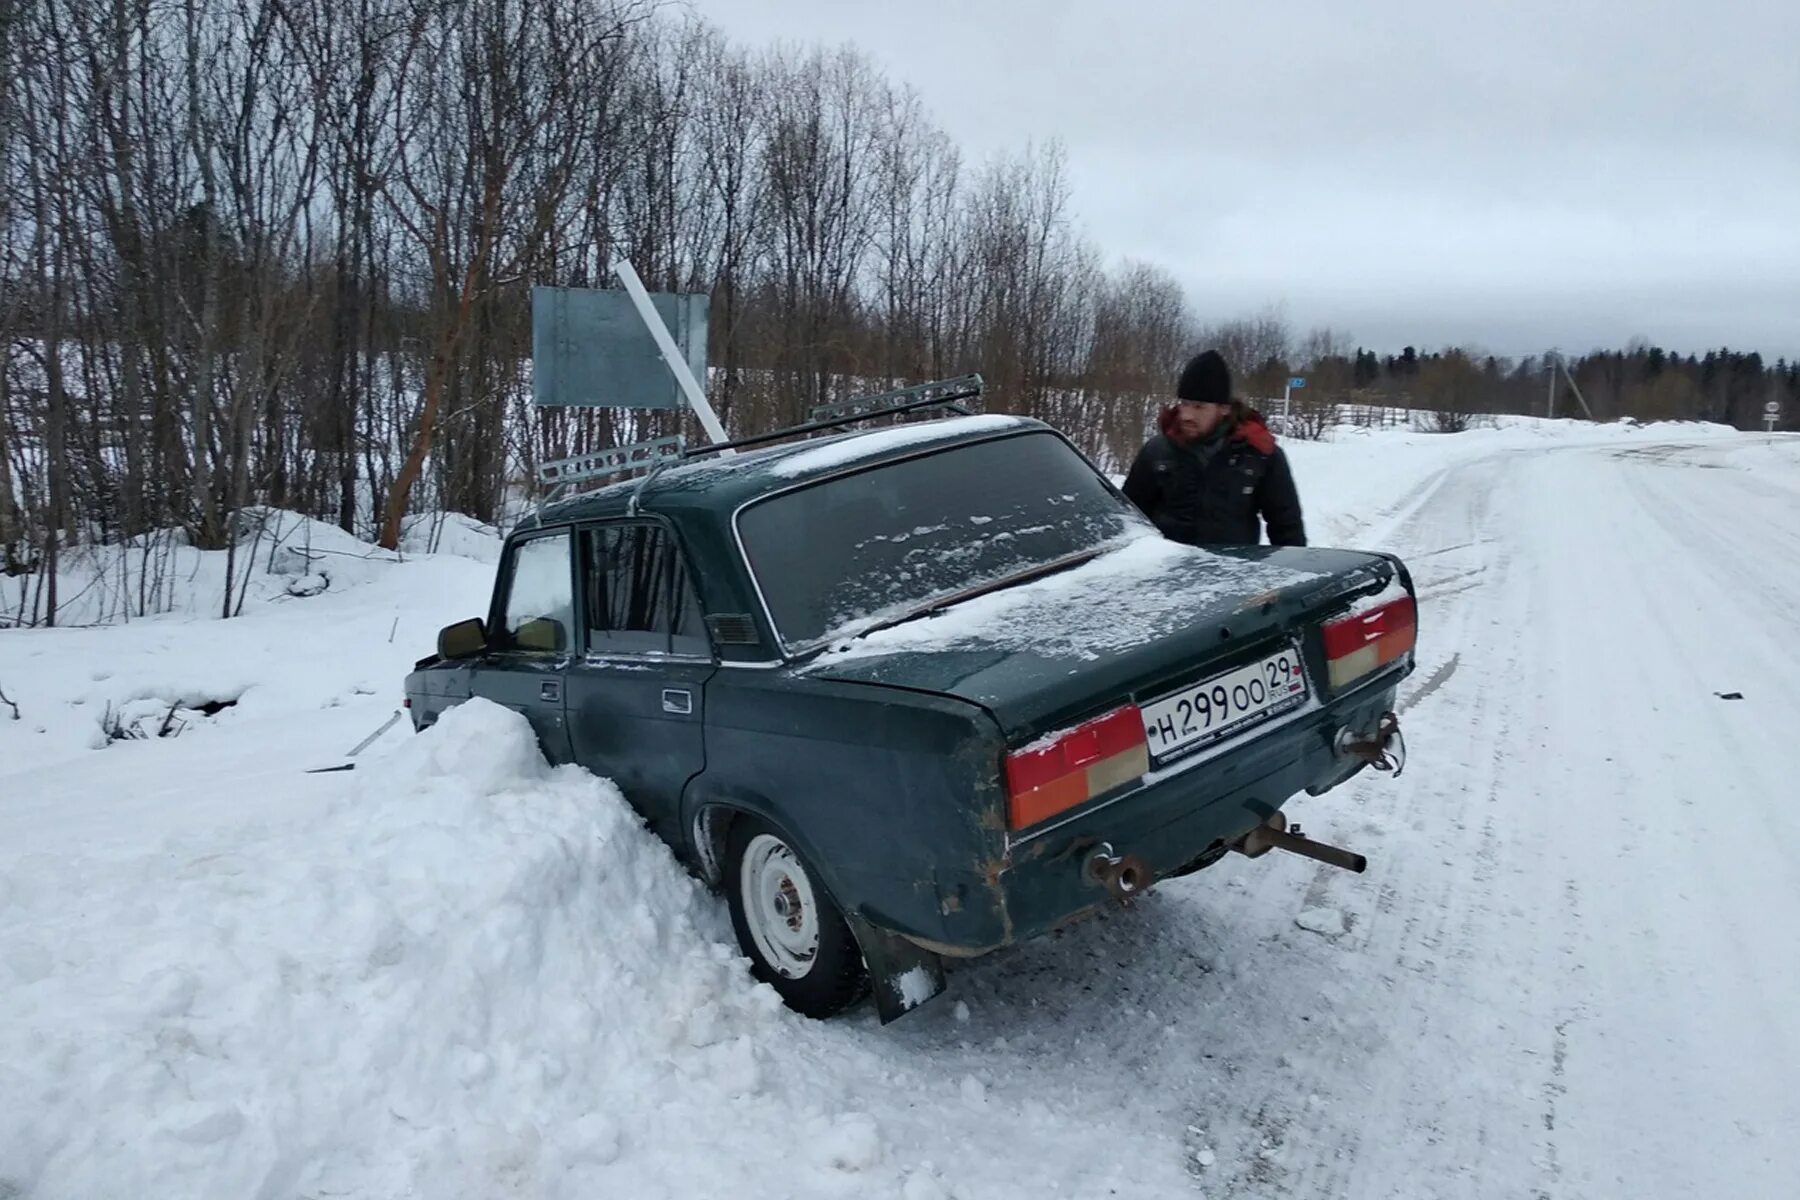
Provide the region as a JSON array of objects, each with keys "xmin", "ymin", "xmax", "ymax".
[
  {"xmin": 1283, "ymin": 380, "xmax": 1292, "ymax": 424},
  {"xmin": 612, "ymin": 258, "xmax": 733, "ymax": 452},
  {"xmin": 1559, "ymin": 357, "xmax": 1595, "ymax": 421},
  {"xmin": 1547, "ymin": 353, "xmax": 1557, "ymax": 420}
]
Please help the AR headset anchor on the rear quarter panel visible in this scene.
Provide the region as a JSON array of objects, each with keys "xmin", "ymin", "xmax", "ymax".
[{"xmin": 688, "ymin": 669, "xmax": 1009, "ymax": 950}]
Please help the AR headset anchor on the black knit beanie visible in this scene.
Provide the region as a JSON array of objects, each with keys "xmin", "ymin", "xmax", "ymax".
[{"xmin": 1176, "ymin": 350, "xmax": 1232, "ymax": 406}]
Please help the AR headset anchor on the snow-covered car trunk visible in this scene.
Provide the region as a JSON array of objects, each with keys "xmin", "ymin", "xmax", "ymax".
[
  {"xmin": 802, "ymin": 534, "xmax": 1404, "ymax": 745},
  {"xmin": 797, "ymin": 532, "xmax": 1416, "ymax": 962}
]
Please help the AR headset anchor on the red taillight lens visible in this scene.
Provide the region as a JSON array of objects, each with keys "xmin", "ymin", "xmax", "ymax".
[
  {"xmin": 1322, "ymin": 596, "xmax": 1416, "ymax": 688},
  {"xmin": 1005, "ymin": 706, "xmax": 1149, "ymax": 829}
]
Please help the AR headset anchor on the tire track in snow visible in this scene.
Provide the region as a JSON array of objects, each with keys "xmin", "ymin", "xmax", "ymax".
[
  {"xmin": 1192, "ymin": 454, "xmax": 1538, "ymax": 1199},
  {"xmin": 1398, "ymin": 653, "xmax": 1460, "ymax": 713},
  {"xmin": 923, "ymin": 435, "xmax": 1795, "ymax": 1200},
  {"xmin": 1492, "ymin": 444, "xmax": 1800, "ymax": 1197}
]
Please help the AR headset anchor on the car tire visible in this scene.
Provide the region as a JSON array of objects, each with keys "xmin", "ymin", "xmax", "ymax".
[{"xmin": 724, "ymin": 815, "xmax": 869, "ymax": 1018}]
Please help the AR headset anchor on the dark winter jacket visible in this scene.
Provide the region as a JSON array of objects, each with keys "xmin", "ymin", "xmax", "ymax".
[{"xmin": 1121, "ymin": 404, "xmax": 1306, "ymax": 547}]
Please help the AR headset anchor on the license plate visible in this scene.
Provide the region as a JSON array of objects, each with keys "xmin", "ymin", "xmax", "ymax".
[{"xmin": 1141, "ymin": 646, "xmax": 1309, "ymax": 762}]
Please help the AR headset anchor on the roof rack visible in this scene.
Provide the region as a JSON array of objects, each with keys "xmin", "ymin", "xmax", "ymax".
[
  {"xmin": 537, "ymin": 434, "xmax": 687, "ymax": 487},
  {"xmin": 807, "ymin": 374, "xmax": 984, "ymax": 425},
  {"xmin": 682, "ymin": 374, "xmax": 985, "ymax": 461},
  {"xmin": 524, "ymin": 374, "xmax": 986, "ymax": 525},
  {"xmin": 525, "ymin": 434, "xmax": 686, "ymax": 528}
]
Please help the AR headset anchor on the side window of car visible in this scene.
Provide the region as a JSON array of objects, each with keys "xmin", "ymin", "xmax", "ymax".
[
  {"xmin": 582, "ymin": 523, "xmax": 709, "ymax": 657},
  {"xmin": 500, "ymin": 531, "xmax": 574, "ymax": 654}
]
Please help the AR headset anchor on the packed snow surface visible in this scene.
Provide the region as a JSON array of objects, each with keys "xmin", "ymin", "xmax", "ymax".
[{"xmin": 3, "ymin": 415, "xmax": 1798, "ymax": 1199}]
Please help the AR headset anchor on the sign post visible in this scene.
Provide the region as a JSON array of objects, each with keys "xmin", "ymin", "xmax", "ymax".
[
  {"xmin": 1766, "ymin": 399, "xmax": 1782, "ymax": 433},
  {"xmin": 1283, "ymin": 376, "xmax": 1306, "ymax": 423},
  {"xmin": 530, "ymin": 260, "xmax": 731, "ymax": 453},
  {"xmin": 611, "ymin": 259, "xmax": 730, "ymax": 450}
]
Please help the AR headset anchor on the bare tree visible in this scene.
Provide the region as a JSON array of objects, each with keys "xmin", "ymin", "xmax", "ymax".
[
  {"xmin": 1200, "ymin": 307, "xmax": 1292, "ymax": 398},
  {"xmin": 374, "ymin": 0, "xmax": 640, "ymax": 550},
  {"xmin": 1087, "ymin": 260, "xmax": 1192, "ymax": 468},
  {"xmin": 16, "ymin": 5, "xmax": 1782, "ymax": 629}
]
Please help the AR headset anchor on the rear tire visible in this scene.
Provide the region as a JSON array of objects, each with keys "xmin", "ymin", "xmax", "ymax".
[{"xmin": 724, "ymin": 816, "xmax": 869, "ymax": 1018}]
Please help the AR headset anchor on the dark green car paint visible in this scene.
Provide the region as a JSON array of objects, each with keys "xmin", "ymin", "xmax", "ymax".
[
  {"xmin": 801, "ymin": 545, "xmax": 1392, "ymax": 743},
  {"xmin": 405, "ymin": 418, "xmax": 1416, "ymax": 1020}
]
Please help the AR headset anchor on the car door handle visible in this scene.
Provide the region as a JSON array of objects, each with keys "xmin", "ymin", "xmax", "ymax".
[
  {"xmin": 540, "ymin": 680, "xmax": 560, "ymax": 703},
  {"xmin": 661, "ymin": 688, "xmax": 693, "ymax": 716}
]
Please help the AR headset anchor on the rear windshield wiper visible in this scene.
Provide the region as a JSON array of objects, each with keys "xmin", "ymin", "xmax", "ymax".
[{"xmin": 853, "ymin": 546, "xmax": 1108, "ymax": 640}]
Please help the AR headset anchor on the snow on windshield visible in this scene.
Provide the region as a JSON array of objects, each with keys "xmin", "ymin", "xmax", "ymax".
[{"xmin": 738, "ymin": 431, "xmax": 1145, "ymax": 650}]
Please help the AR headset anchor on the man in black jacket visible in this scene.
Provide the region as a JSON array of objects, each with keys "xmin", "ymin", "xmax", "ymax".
[{"xmin": 1121, "ymin": 350, "xmax": 1307, "ymax": 547}]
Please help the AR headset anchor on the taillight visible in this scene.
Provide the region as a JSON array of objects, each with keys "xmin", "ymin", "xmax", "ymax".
[
  {"xmin": 1005, "ymin": 706, "xmax": 1149, "ymax": 829},
  {"xmin": 1322, "ymin": 595, "xmax": 1416, "ymax": 689}
]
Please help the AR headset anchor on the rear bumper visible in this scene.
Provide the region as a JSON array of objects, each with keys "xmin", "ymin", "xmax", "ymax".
[{"xmin": 917, "ymin": 674, "xmax": 1405, "ymax": 956}]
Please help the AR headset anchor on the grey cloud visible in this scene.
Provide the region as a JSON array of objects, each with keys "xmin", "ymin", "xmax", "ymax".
[{"xmin": 695, "ymin": 0, "xmax": 1800, "ymax": 359}]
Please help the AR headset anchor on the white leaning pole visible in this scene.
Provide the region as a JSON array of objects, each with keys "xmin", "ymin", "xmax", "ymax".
[
  {"xmin": 612, "ymin": 257, "xmax": 734, "ymax": 454},
  {"xmin": 1558, "ymin": 355, "xmax": 1595, "ymax": 421}
]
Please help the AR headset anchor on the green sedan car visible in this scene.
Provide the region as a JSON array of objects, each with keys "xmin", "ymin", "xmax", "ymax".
[{"xmin": 406, "ymin": 407, "xmax": 1415, "ymax": 1022}]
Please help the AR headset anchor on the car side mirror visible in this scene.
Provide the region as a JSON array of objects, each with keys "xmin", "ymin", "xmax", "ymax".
[{"xmin": 438, "ymin": 618, "xmax": 488, "ymax": 660}]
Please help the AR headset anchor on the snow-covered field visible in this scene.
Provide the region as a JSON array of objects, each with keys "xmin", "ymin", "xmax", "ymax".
[{"xmin": 3, "ymin": 417, "xmax": 1797, "ymax": 1198}]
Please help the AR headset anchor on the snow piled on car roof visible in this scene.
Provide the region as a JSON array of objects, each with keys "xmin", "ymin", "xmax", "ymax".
[
  {"xmin": 810, "ymin": 534, "xmax": 1324, "ymax": 665},
  {"xmin": 767, "ymin": 413, "xmax": 1028, "ymax": 478}
]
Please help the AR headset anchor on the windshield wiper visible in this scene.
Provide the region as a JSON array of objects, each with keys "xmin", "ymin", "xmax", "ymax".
[{"xmin": 853, "ymin": 546, "xmax": 1108, "ymax": 640}]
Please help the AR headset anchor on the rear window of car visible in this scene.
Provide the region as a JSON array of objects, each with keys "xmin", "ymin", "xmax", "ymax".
[{"xmin": 736, "ymin": 430, "xmax": 1141, "ymax": 651}]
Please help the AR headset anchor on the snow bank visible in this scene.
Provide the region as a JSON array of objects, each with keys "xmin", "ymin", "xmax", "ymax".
[
  {"xmin": 399, "ymin": 510, "xmax": 505, "ymax": 563},
  {"xmin": 1278, "ymin": 415, "xmax": 1743, "ymax": 552},
  {"xmin": 0, "ymin": 548, "xmax": 494, "ymax": 772},
  {"xmin": 0, "ymin": 701, "xmax": 781, "ymax": 1197},
  {"xmin": 0, "ymin": 699, "xmax": 1187, "ymax": 1200},
  {"xmin": 1, "ymin": 507, "xmax": 503, "ymax": 628}
]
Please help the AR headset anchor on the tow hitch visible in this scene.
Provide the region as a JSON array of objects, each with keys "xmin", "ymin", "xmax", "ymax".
[
  {"xmin": 1235, "ymin": 811, "xmax": 1367, "ymax": 874},
  {"xmin": 1335, "ymin": 711, "xmax": 1405, "ymax": 776}
]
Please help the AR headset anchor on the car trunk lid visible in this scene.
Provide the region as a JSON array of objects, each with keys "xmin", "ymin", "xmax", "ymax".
[{"xmin": 800, "ymin": 535, "xmax": 1399, "ymax": 743}]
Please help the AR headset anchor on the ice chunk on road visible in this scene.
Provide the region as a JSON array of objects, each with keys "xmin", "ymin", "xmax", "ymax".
[{"xmin": 1295, "ymin": 906, "xmax": 1350, "ymax": 937}]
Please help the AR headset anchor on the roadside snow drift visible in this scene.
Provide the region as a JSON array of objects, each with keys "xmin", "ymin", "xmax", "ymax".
[
  {"xmin": 2, "ymin": 700, "xmax": 787, "ymax": 1196},
  {"xmin": 0, "ymin": 700, "xmax": 1185, "ymax": 1200}
]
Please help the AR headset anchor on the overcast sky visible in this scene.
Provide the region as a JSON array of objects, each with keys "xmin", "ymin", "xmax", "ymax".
[{"xmin": 689, "ymin": 0, "xmax": 1800, "ymax": 362}]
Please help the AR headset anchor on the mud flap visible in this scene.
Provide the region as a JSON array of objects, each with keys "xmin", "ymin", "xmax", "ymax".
[{"xmin": 848, "ymin": 914, "xmax": 946, "ymax": 1024}]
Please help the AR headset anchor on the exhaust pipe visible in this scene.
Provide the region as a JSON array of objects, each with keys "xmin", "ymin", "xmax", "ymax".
[
  {"xmin": 1084, "ymin": 843, "xmax": 1152, "ymax": 902},
  {"xmin": 1235, "ymin": 812, "xmax": 1367, "ymax": 874}
]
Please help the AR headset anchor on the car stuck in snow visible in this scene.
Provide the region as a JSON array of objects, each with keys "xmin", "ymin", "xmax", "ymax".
[{"xmin": 404, "ymin": 387, "xmax": 1415, "ymax": 1021}]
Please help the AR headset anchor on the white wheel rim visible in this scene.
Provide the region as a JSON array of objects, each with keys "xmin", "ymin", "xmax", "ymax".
[{"xmin": 740, "ymin": 833, "xmax": 821, "ymax": 978}]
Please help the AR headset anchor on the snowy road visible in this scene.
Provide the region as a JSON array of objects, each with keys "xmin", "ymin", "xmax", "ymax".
[
  {"xmin": 1143, "ymin": 434, "xmax": 1800, "ymax": 1198},
  {"xmin": 3, "ymin": 426, "xmax": 1797, "ymax": 1198}
]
